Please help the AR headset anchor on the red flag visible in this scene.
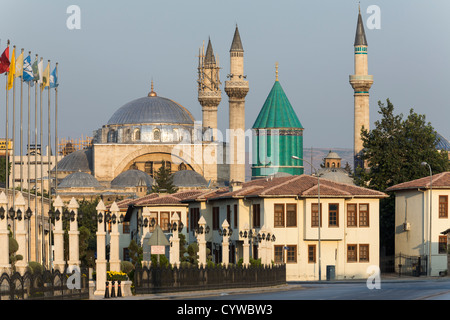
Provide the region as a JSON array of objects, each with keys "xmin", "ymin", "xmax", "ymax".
[{"xmin": 0, "ymin": 46, "xmax": 10, "ymax": 74}]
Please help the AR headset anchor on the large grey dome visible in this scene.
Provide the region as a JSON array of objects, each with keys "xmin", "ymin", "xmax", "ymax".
[
  {"xmin": 172, "ymin": 170, "xmax": 208, "ymax": 187},
  {"xmin": 111, "ymin": 170, "xmax": 154, "ymax": 188},
  {"xmin": 53, "ymin": 148, "xmax": 93, "ymax": 174},
  {"xmin": 107, "ymin": 95, "xmax": 195, "ymax": 126},
  {"xmin": 58, "ymin": 172, "xmax": 103, "ymax": 189}
]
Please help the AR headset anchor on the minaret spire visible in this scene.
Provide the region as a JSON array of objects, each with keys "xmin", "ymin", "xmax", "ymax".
[
  {"xmin": 198, "ymin": 37, "xmax": 221, "ymax": 141},
  {"xmin": 354, "ymin": 5, "xmax": 368, "ymax": 46},
  {"xmin": 350, "ymin": 6, "xmax": 373, "ymax": 170},
  {"xmin": 225, "ymin": 25, "xmax": 249, "ymax": 183}
]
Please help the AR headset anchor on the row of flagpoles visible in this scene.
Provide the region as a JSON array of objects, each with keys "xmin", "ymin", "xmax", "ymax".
[{"xmin": 0, "ymin": 39, "xmax": 59, "ymax": 267}]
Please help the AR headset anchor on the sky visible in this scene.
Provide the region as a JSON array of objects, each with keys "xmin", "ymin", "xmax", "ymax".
[{"xmin": 0, "ymin": 0, "xmax": 449, "ymax": 154}]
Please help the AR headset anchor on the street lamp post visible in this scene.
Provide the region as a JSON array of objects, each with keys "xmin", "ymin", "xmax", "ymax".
[
  {"xmin": 292, "ymin": 155, "xmax": 321, "ymax": 281},
  {"xmin": 421, "ymin": 161, "xmax": 432, "ymax": 276}
]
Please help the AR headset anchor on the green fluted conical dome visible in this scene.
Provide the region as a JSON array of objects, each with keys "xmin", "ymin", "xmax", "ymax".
[{"xmin": 252, "ymin": 81, "xmax": 303, "ymax": 129}]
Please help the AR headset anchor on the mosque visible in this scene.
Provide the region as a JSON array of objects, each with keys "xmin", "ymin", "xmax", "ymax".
[
  {"xmin": 54, "ymin": 26, "xmax": 259, "ymax": 200},
  {"xmin": 53, "ymin": 8, "xmax": 450, "ymax": 199},
  {"xmin": 51, "ymin": 12, "xmax": 372, "ymax": 199}
]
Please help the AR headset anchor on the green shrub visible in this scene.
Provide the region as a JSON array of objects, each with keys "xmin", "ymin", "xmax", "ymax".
[
  {"xmin": 28, "ymin": 261, "xmax": 44, "ymax": 275},
  {"xmin": 121, "ymin": 261, "xmax": 134, "ymax": 274},
  {"xmin": 151, "ymin": 254, "xmax": 169, "ymax": 267}
]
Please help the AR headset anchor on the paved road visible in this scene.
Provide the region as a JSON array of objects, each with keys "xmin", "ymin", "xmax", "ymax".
[{"xmin": 190, "ymin": 278, "xmax": 450, "ymax": 300}]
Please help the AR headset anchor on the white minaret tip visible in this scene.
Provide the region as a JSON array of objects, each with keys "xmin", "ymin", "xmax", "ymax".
[
  {"xmin": 109, "ymin": 202, "xmax": 120, "ymax": 213},
  {"xmin": 15, "ymin": 192, "xmax": 26, "ymax": 207},
  {"xmin": 68, "ymin": 197, "xmax": 79, "ymax": 209},
  {"xmin": 96, "ymin": 200, "xmax": 106, "ymax": 211},
  {"xmin": 53, "ymin": 195, "xmax": 64, "ymax": 208},
  {"xmin": 0, "ymin": 192, "xmax": 7, "ymax": 205}
]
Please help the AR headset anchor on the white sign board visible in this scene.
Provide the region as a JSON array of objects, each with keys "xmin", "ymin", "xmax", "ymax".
[{"xmin": 151, "ymin": 245, "xmax": 165, "ymax": 255}]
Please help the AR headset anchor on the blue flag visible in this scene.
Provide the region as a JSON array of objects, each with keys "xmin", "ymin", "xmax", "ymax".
[
  {"xmin": 23, "ymin": 55, "xmax": 34, "ymax": 82},
  {"xmin": 50, "ymin": 67, "xmax": 58, "ymax": 88}
]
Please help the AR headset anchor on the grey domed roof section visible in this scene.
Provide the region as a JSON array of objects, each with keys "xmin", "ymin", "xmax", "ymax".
[
  {"xmin": 53, "ymin": 148, "xmax": 93, "ymax": 173},
  {"xmin": 172, "ymin": 170, "xmax": 208, "ymax": 187},
  {"xmin": 325, "ymin": 151, "xmax": 342, "ymax": 159},
  {"xmin": 58, "ymin": 171, "xmax": 103, "ymax": 189},
  {"xmin": 436, "ymin": 132, "xmax": 450, "ymax": 151},
  {"xmin": 111, "ymin": 170, "xmax": 154, "ymax": 188},
  {"xmin": 354, "ymin": 9, "xmax": 368, "ymax": 46},
  {"xmin": 318, "ymin": 168, "xmax": 356, "ymax": 185},
  {"xmin": 107, "ymin": 96, "xmax": 195, "ymax": 126}
]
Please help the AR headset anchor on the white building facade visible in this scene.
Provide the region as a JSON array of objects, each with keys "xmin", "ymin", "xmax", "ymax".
[{"xmin": 387, "ymin": 172, "xmax": 450, "ymax": 276}]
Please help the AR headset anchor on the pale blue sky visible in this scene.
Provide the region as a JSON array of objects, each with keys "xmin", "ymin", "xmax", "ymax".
[{"xmin": 1, "ymin": 0, "xmax": 449, "ymax": 153}]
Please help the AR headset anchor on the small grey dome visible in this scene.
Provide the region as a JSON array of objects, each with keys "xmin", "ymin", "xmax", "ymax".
[
  {"xmin": 436, "ymin": 133, "xmax": 450, "ymax": 151},
  {"xmin": 318, "ymin": 168, "xmax": 355, "ymax": 185},
  {"xmin": 58, "ymin": 171, "xmax": 103, "ymax": 189},
  {"xmin": 172, "ymin": 170, "xmax": 208, "ymax": 187},
  {"xmin": 53, "ymin": 148, "xmax": 93, "ymax": 174},
  {"xmin": 325, "ymin": 151, "xmax": 341, "ymax": 160},
  {"xmin": 111, "ymin": 170, "xmax": 154, "ymax": 188},
  {"xmin": 107, "ymin": 96, "xmax": 195, "ymax": 126}
]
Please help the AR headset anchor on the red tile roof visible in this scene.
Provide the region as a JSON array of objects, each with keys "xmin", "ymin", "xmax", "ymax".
[
  {"xmin": 386, "ymin": 172, "xmax": 450, "ymax": 192},
  {"xmin": 109, "ymin": 175, "xmax": 387, "ymax": 209},
  {"xmin": 187, "ymin": 175, "xmax": 387, "ymax": 201}
]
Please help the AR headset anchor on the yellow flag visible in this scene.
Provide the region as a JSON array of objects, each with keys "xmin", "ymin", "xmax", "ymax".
[
  {"xmin": 15, "ymin": 51, "xmax": 24, "ymax": 78},
  {"xmin": 7, "ymin": 47, "xmax": 15, "ymax": 90},
  {"xmin": 41, "ymin": 61, "xmax": 50, "ymax": 91}
]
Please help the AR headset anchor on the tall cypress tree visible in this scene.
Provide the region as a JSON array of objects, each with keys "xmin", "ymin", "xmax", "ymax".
[{"xmin": 151, "ymin": 161, "xmax": 178, "ymax": 194}]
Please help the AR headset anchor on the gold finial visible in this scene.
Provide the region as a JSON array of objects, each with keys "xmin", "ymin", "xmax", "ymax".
[
  {"xmin": 148, "ymin": 79, "xmax": 157, "ymax": 97},
  {"xmin": 275, "ymin": 62, "xmax": 279, "ymax": 81}
]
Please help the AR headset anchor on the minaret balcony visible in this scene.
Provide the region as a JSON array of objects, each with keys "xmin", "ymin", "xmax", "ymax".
[
  {"xmin": 349, "ymin": 75, "xmax": 373, "ymax": 82},
  {"xmin": 198, "ymin": 91, "xmax": 222, "ymax": 99}
]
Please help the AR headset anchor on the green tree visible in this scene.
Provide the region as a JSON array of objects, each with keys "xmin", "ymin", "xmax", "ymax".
[
  {"xmin": 151, "ymin": 161, "xmax": 178, "ymax": 194},
  {"xmin": 356, "ymin": 99, "xmax": 449, "ymax": 254},
  {"xmin": 0, "ymin": 157, "xmax": 11, "ymax": 185},
  {"xmin": 128, "ymin": 239, "xmax": 143, "ymax": 267}
]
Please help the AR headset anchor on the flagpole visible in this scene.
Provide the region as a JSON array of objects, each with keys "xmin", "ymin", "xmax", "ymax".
[
  {"xmin": 12, "ymin": 46, "xmax": 16, "ymax": 217},
  {"xmin": 39, "ymin": 57, "xmax": 45, "ymax": 267},
  {"xmin": 47, "ymin": 60, "xmax": 52, "ymax": 270},
  {"xmin": 5, "ymin": 40, "xmax": 10, "ymax": 225},
  {"xmin": 27, "ymin": 51, "xmax": 32, "ymax": 262},
  {"xmin": 47, "ymin": 60, "xmax": 51, "ymax": 202},
  {"xmin": 34, "ymin": 54, "xmax": 39, "ymax": 263},
  {"xmin": 54, "ymin": 63, "xmax": 58, "ymax": 198},
  {"xmin": 20, "ymin": 48, "xmax": 24, "ymax": 194}
]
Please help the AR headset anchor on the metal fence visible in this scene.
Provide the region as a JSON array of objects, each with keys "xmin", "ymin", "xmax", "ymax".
[
  {"xmin": 134, "ymin": 264, "xmax": 286, "ymax": 294},
  {"xmin": 396, "ymin": 254, "xmax": 427, "ymax": 277},
  {"xmin": 0, "ymin": 267, "xmax": 89, "ymax": 300}
]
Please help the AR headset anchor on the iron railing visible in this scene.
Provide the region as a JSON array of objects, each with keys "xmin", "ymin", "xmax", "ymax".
[
  {"xmin": 134, "ymin": 264, "xmax": 286, "ymax": 294},
  {"xmin": 0, "ymin": 267, "xmax": 89, "ymax": 300}
]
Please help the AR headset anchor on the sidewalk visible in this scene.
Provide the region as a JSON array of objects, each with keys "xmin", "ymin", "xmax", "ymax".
[{"xmin": 91, "ymin": 274, "xmax": 450, "ymax": 300}]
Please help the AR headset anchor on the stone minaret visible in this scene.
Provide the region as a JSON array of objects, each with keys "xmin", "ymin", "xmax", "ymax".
[
  {"xmin": 225, "ymin": 26, "xmax": 249, "ymax": 183},
  {"xmin": 198, "ymin": 38, "xmax": 221, "ymax": 141},
  {"xmin": 349, "ymin": 7, "xmax": 373, "ymax": 170}
]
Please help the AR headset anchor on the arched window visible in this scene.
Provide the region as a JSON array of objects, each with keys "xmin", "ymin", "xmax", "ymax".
[
  {"xmin": 154, "ymin": 129, "xmax": 161, "ymax": 141},
  {"xmin": 173, "ymin": 129, "xmax": 179, "ymax": 142},
  {"xmin": 145, "ymin": 161, "xmax": 153, "ymax": 176},
  {"xmin": 134, "ymin": 129, "xmax": 141, "ymax": 141},
  {"xmin": 178, "ymin": 163, "xmax": 187, "ymax": 171},
  {"xmin": 107, "ymin": 129, "xmax": 116, "ymax": 143}
]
